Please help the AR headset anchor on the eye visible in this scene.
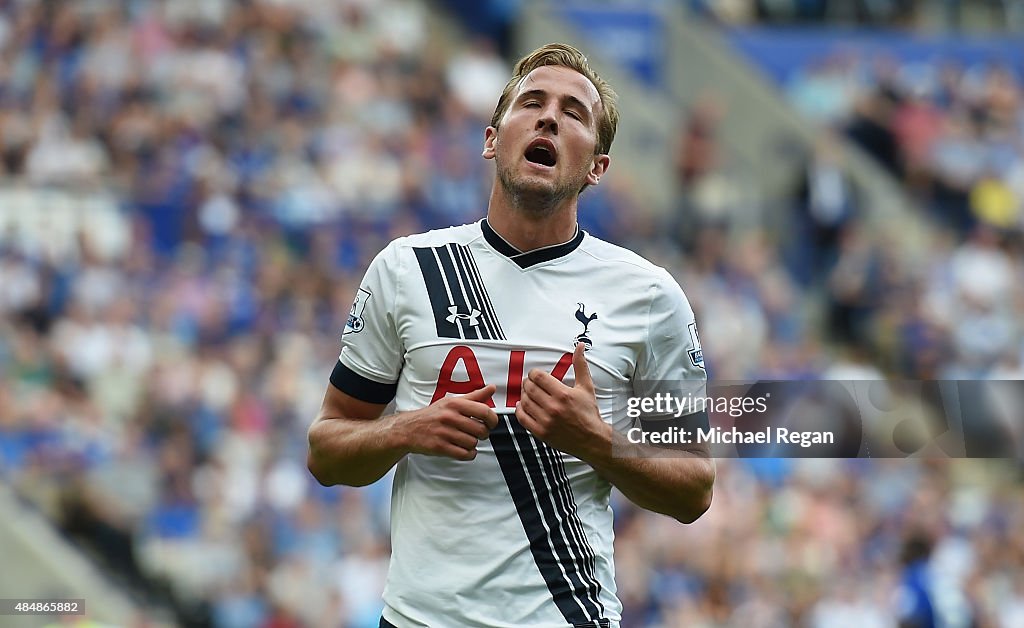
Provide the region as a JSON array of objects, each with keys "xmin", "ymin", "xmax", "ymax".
[
  {"xmin": 565, "ymin": 110, "xmax": 582, "ymax": 121},
  {"xmin": 523, "ymin": 101, "xmax": 540, "ymax": 108}
]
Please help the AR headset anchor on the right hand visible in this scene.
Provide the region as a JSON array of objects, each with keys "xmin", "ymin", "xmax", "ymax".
[{"xmin": 395, "ymin": 385, "xmax": 500, "ymax": 461}]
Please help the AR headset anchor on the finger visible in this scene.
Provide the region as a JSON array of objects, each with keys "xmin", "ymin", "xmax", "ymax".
[
  {"xmin": 522, "ymin": 377, "xmax": 555, "ymax": 408},
  {"xmin": 572, "ymin": 342, "xmax": 595, "ymax": 393},
  {"xmin": 450, "ymin": 399, "xmax": 500, "ymax": 430},
  {"xmin": 439, "ymin": 443, "xmax": 477, "ymax": 462},
  {"xmin": 472, "ymin": 403, "xmax": 500, "ymax": 430},
  {"xmin": 527, "ymin": 367, "xmax": 570, "ymax": 397},
  {"xmin": 440, "ymin": 414, "xmax": 491, "ymax": 441},
  {"xmin": 480, "ymin": 408, "xmax": 500, "ymax": 430},
  {"xmin": 515, "ymin": 402, "xmax": 540, "ymax": 435},
  {"xmin": 454, "ymin": 416, "xmax": 492, "ymax": 441},
  {"xmin": 443, "ymin": 428, "xmax": 481, "ymax": 452},
  {"xmin": 519, "ymin": 391, "xmax": 552, "ymax": 426},
  {"xmin": 460, "ymin": 384, "xmax": 497, "ymax": 404},
  {"xmin": 419, "ymin": 434, "xmax": 476, "ymax": 460}
]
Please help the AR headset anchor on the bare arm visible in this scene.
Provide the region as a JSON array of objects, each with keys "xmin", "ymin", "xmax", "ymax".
[
  {"xmin": 307, "ymin": 382, "xmax": 500, "ymax": 487},
  {"xmin": 583, "ymin": 429, "xmax": 714, "ymax": 524},
  {"xmin": 517, "ymin": 343, "xmax": 714, "ymax": 524},
  {"xmin": 307, "ymin": 385, "xmax": 400, "ymax": 487}
]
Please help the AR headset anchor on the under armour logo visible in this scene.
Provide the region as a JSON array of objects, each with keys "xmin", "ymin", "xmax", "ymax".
[
  {"xmin": 574, "ymin": 303, "xmax": 598, "ymax": 351},
  {"xmin": 446, "ymin": 305, "xmax": 481, "ymax": 327}
]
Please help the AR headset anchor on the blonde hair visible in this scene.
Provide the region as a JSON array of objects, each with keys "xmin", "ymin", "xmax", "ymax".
[{"xmin": 490, "ymin": 43, "xmax": 619, "ymax": 156}]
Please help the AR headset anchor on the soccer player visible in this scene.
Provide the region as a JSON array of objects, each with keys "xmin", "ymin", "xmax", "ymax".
[{"xmin": 307, "ymin": 43, "xmax": 714, "ymax": 628}]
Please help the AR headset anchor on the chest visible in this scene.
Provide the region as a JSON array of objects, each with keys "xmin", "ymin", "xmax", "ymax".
[{"xmin": 396, "ymin": 249, "xmax": 650, "ymax": 406}]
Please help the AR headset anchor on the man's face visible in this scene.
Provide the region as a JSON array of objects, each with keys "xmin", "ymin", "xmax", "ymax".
[{"xmin": 483, "ymin": 65, "xmax": 609, "ymax": 211}]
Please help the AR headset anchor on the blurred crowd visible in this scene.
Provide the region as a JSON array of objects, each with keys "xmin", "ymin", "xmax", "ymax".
[
  {"xmin": 779, "ymin": 49, "xmax": 1024, "ymax": 378},
  {"xmin": 0, "ymin": 0, "xmax": 1022, "ymax": 627},
  {"xmin": 616, "ymin": 458, "xmax": 1024, "ymax": 627},
  {"xmin": 688, "ymin": 0, "xmax": 1024, "ymax": 30}
]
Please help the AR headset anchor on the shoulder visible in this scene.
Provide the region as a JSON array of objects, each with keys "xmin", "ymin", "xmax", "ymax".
[
  {"xmin": 367, "ymin": 223, "xmax": 483, "ymax": 273},
  {"xmin": 387, "ymin": 222, "xmax": 483, "ymax": 251},
  {"xmin": 578, "ymin": 233, "xmax": 682, "ymax": 293}
]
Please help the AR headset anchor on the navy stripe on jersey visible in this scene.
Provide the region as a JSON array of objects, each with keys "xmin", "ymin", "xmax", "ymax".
[
  {"xmin": 536, "ymin": 438, "xmax": 605, "ymax": 618},
  {"xmin": 414, "ymin": 244, "xmax": 505, "ymax": 341},
  {"xmin": 433, "ymin": 245, "xmax": 480, "ymax": 339},
  {"xmin": 513, "ymin": 424, "xmax": 608, "ymax": 627},
  {"xmin": 457, "ymin": 243, "xmax": 506, "ymax": 339},
  {"xmin": 447, "ymin": 244, "xmax": 495, "ymax": 340},
  {"xmin": 414, "ymin": 247, "xmax": 462, "ymax": 339},
  {"xmin": 491, "ymin": 413, "xmax": 609, "ymax": 628}
]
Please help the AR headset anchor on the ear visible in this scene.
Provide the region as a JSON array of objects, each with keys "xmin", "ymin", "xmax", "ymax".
[
  {"xmin": 585, "ymin": 154, "xmax": 610, "ymax": 187},
  {"xmin": 482, "ymin": 126, "xmax": 498, "ymax": 160}
]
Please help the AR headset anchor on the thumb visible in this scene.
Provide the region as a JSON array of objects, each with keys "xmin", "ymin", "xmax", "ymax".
[
  {"xmin": 462, "ymin": 384, "xmax": 497, "ymax": 402},
  {"xmin": 572, "ymin": 342, "xmax": 594, "ymax": 393}
]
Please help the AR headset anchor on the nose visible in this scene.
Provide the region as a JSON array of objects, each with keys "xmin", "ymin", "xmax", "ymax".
[{"xmin": 535, "ymin": 105, "xmax": 558, "ymax": 134}]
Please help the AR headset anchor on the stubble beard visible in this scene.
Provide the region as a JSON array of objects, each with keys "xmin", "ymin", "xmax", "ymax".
[{"xmin": 496, "ymin": 157, "xmax": 580, "ymax": 216}]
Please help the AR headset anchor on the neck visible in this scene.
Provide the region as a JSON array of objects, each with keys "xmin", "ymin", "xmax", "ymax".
[{"xmin": 485, "ymin": 184, "xmax": 579, "ymax": 251}]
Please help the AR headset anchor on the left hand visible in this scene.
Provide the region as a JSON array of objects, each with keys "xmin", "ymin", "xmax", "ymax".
[{"xmin": 515, "ymin": 342, "xmax": 612, "ymax": 461}]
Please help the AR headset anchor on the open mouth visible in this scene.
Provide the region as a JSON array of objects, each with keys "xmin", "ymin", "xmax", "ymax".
[{"xmin": 524, "ymin": 139, "xmax": 557, "ymax": 167}]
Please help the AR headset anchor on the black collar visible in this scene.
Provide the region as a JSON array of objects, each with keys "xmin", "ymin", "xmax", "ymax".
[{"xmin": 480, "ymin": 219, "xmax": 585, "ymax": 269}]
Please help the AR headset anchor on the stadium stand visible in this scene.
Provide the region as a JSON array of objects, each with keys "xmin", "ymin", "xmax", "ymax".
[
  {"xmin": 0, "ymin": 1, "xmax": 1022, "ymax": 626},
  {"xmin": 0, "ymin": 482, "xmax": 153, "ymax": 627}
]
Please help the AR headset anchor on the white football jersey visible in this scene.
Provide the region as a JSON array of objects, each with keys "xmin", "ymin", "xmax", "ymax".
[{"xmin": 333, "ymin": 220, "xmax": 706, "ymax": 628}]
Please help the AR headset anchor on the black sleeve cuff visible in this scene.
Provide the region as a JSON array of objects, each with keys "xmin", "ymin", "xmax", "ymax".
[{"xmin": 330, "ymin": 361, "xmax": 398, "ymax": 404}]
